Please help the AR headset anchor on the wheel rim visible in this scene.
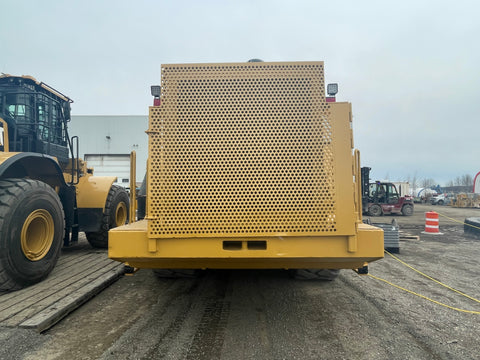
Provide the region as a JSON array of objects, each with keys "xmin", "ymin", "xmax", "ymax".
[
  {"xmin": 371, "ymin": 205, "xmax": 381, "ymax": 216},
  {"xmin": 115, "ymin": 202, "xmax": 128, "ymax": 227},
  {"xmin": 21, "ymin": 209, "xmax": 54, "ymax": 261}
]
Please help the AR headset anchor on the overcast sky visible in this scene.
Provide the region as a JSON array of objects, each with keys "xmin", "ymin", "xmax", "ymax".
[{"xmin": 2, "ymin": 0, "xmax": 479, "ymax": 185}]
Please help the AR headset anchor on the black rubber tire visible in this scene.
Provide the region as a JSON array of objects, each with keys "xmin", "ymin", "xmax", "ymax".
[
  {"xmin": 290, "ymin": 269, "xmax": 340, "ymax": 281},
  {"xmin": 0, "ymin": 179, "xmax": 64, "ymax": 291},
  {"xmin": 86, "ymin": 185, "xmax": 129, "ymax": 248},
  {"xmin": 437, "ymin": 200, "xmax": 444, "ymax": 206},
  {"xmin": 401, "ymin": 204, "xmax": 414, "ymax": 216},
  {"xmin": 152, "ymin": 269, "xmax": 200, "ymax": 278},
  {"xmin": 368, "ymin": 204, "xmax": 383, "ymax": 217}
]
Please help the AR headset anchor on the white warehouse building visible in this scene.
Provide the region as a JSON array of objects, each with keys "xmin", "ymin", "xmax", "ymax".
[{"xmin": 69, "ymin": 115, "xmax": 149, "ymax": 188}]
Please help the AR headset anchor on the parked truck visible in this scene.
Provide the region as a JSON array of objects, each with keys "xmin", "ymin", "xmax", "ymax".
[
  {"xmin": 109, "ymin": 61, "xmax": 384, "ymax": 277},
  {"xmin": 0, "ymin": 75, "xmax": 129, "ymax": 290}
]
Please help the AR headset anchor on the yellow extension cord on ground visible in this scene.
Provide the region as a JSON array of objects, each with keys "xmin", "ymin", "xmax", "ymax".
[
  {"xmin": 437, "ymin": 211, "xmax": 480, "ymax": 230},
  {"xmin": 367, "ymin": 210, "xmax": 480, "ymax": 314}
]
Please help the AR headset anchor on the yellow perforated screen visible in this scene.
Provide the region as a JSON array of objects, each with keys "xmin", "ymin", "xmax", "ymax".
[{"xmin": 147, "ymin": 61, "xmax": 339, "ymax": 238}]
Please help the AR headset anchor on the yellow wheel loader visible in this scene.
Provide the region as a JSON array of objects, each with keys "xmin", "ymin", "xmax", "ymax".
[
  {"xmin": 0, "ymin": 75, "xmax": 129, "ymax": 291},
  {"xmin": 109, "ymin": 61, "xmax": 383, "ymax": 278}
]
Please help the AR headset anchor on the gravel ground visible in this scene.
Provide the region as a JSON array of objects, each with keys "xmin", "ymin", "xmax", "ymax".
[{"xmin": 1, "ymin": 203, "xmax": 479, "ymax": 360}]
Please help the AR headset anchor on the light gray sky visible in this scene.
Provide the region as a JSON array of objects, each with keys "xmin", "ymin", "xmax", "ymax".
[{"xmin": 2, "ymin": 0, "xmax": 479, "ymax": 185}]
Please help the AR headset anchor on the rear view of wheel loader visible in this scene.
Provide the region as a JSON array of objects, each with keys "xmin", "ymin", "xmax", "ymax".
[
  {"xmin": 0, "ymin": 75, "xmax": 129, "ymax": 291},
  {"xmin": 109, "ymin": 61, "xmax": 384, "ymax": 275}
]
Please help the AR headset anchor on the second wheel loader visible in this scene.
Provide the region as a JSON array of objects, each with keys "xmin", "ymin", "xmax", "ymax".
[{"xmin": 0, "ymin": 74, "xmax": 129, "ymax": 291}]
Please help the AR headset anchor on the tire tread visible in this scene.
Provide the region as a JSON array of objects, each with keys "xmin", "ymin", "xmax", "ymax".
[
  {"xmin": 0, "ymin": 179, "xmax": 64, "ymax": 291},
  {"xmin": 86, "ymin": 185, "xmax": 129, "ymax": 248}
]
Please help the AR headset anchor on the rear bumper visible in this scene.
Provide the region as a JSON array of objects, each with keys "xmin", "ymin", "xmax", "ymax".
[{"xmin": 108, "ymin": 220, "xmax": 384, "ymax": 269}]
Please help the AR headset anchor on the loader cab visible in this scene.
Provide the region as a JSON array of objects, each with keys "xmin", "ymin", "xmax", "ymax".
[{"xmin": 0, "ymin": 75, "xmax": 72, "ymax": 165}]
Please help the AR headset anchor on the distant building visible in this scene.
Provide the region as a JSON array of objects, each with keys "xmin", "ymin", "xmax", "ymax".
[
  {"xmin": 441, "ymin": 185, "xmax": 472, "ymax": 194},
  {"xmin": 69, "ymin": 115, "xmax": 148, "ymax": 187}
]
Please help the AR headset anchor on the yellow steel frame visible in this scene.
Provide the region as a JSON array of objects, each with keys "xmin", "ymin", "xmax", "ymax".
[
  {"xmin": 0, "ymin": 151, "xmax": 18, "ymax": 165},
  {"xmin": 109, "ymin": 220, "xmax": 383, "ymax": 269},
  {"xmin": 0, "ymin": 150, "xmax": 114, "ymax": 212},
  {"xmin": 108, "ymin": 61, "xmax": 384, "ymax": 269}
]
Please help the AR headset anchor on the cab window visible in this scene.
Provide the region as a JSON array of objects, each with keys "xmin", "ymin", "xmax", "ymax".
[{"xmin": 8, "ymin": 104, "xmax": 26, "ymax": 117}]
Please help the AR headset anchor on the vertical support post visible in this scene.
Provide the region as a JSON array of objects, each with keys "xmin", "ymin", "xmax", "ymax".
[
  {"xmin": 129, "ymin": 150, "xmax": 137, "ymax": 223},
  {"xmin": 0, "ymin": 118, "xmax": 9, "ymax": 152},
  {"xmin": 354, "ymin": 149, "xmax": 363, "ymax": 222}
]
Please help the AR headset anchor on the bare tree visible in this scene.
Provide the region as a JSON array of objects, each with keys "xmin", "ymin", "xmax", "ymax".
[
  {"xmin": 421, "ymin": 178, "xmax": 436, "ymax": 189},
  {"xmin": 407, "ymin": 173, "xmax": 418, "ymax": 196},
  {"xmin": 449, "ymin": 174, "xmax": 473, "ymax": 187},
  {"xmin": 461, "ymin": 174, "xmax": 473, "ymax": 187}
]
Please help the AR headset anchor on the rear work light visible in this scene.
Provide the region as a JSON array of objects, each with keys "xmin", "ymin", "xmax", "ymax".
[{"xmin": 151, "ymin": 85, "xmax": 161, "ymax": 106}]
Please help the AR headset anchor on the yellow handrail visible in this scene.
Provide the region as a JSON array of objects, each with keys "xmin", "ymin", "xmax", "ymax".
[
  {"xmin": 0, "ymin": 118, "xmax": 9, "ymax": 152},
  {"xmin": 129, "ymin": 150, "xmax": 137, "ymax": 223}
]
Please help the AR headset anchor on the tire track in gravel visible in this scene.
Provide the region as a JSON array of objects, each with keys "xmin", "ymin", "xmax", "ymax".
[
  {"xmin": 337, "ymin": 272, "xmax": 445, "ymax": 359},
  {"xmin": 100, "ymin": 270, "xmax": 232, "ymax": 360},
  {"xmin": 185, "ymin": 270, "xmax": 232, "ymax": 360},
  {"xmin": 101, "ymin": 275, "xmax": 205, "ymax": 360}
]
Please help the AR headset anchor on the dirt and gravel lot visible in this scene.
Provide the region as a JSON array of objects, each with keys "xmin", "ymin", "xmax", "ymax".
[{"xmin": 0, "ymin": 204, "xmax": 479, "ymax": 360}]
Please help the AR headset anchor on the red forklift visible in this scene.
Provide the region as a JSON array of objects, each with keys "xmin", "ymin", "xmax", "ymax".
[{"xmin": 361, "ymin": 167, "xmax": 414, "ymax": 216}]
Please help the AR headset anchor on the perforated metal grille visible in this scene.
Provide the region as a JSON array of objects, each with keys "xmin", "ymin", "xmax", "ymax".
[{"xmin": 147, "ymin": 61, "xmax": 336, "ymax": 238}]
